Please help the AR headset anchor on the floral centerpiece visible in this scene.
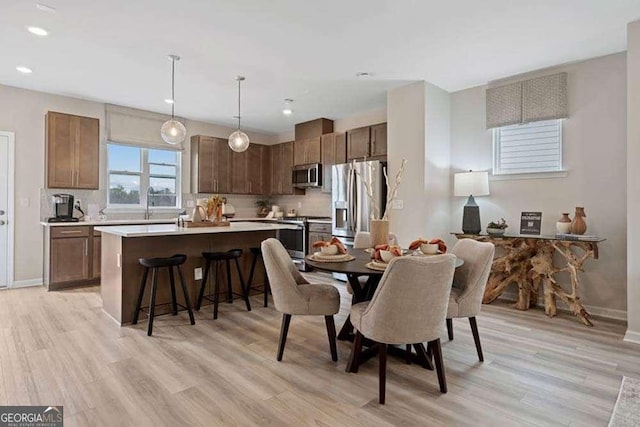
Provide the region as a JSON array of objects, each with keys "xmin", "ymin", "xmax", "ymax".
[
  {"xmin": 351, "ymin": 158, "xmax": 407, "ymax": 246},
  {"xmin": 486, "ymin": 218, "xmax": 508, "ymax": 236},
  {"xmin": 207, "ymin": 195, "xmax": 225, "ymax": 222}
]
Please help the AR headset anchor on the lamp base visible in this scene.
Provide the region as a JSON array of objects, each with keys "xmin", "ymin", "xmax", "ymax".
[{"xmin": 462, "ymin": 196, "xmax": 481, "ymax": 234}]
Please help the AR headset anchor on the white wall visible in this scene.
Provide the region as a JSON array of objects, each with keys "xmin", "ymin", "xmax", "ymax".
[
  {"xmin": 0, "ymin": 84, "xmax": 275, "ymax": 285},
  {"xmin": 387, "ymin": 81, "xmax": 451, "ymax": 247},
  {"xmin": 626, "ymin": 22, "xmax": 640, "ymax": 341},
  {"xmin": 450, "ymin": 53, "xmax": 627, "ymax": 316}
]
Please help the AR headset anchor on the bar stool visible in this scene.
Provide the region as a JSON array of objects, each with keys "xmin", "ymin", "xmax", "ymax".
[
  {"xmin": 196, "ymin": 249, "xmax": 252, "ymax": 319},
  {"xmin": 247, "ymin": 247, "xmax": 271, "ymax": 307},
  {"xmin": 132, "ymin": 254, "xmax": 196, "ymax": 336}
]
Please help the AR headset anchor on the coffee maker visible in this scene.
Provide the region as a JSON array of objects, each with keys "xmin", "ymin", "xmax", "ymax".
[{"xmin": 48, "ymin": 194, "xmax": 79, "ymax": 222}]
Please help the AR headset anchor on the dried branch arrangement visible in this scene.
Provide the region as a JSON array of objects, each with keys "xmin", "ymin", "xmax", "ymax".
[{"xmin": 351, "ymin": 159, "xmax": 407, "ymax": 220}]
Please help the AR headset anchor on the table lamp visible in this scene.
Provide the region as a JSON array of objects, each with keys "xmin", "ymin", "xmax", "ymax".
[{"xmin": 454, "ymin": 171, "xmax": 490, "ymax": 234}]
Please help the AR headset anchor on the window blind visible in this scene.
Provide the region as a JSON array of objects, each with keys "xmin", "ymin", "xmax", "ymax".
[{"xmin": 493, "ymin": 119, "xmax": 562, "ymax": 174}]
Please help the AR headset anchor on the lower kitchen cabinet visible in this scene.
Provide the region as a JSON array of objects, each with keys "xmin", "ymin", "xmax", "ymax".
[{"xmin": 46, "ymin": 225, "xmax": 101, "ymax": 290}]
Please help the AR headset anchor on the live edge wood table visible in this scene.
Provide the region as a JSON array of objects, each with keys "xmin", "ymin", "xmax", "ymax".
[
  {"xmin": 95, "ymin": 222, "xmax": 296, "ymax": 325},
  {"xmin": 453, "ymin": 233, "xmax": 605, "ymax": 326}
]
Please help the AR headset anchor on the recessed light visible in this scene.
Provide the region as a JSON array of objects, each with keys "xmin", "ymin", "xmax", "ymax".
[
  {"xmin": 282, "ymin": 99, "xmax": 293, "ymax": 116},
  {"xmin": 356, "ymin": 72, "xmax": 372, "ymax": 78},
  {"xmin": 36, "ymin": 3, "xmax": 57, "ymax": 13},
  {"xmin": 16, "ymin": 66, "xmax": 33, "ymax": 74},
  {"xmin": 164, "ymin": 98, "xmax": 175, "ymax": 104},
  {"xmin": 27, "ymin": 26, "xmax": 48, "ymax": 36}
]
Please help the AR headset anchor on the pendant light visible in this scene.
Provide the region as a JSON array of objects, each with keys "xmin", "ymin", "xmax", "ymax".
[
  {"xmin": 228, "ymin": 76, "xmax": 250, "ymax": 152},
  {"xmin": 160, "ymin": 54, "xmax": 186, "ymax": 145}
]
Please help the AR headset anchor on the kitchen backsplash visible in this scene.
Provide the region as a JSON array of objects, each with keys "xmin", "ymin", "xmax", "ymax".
[{"xmin": 271, "ymin": 189, "xmax": 331, "ymax": 217}]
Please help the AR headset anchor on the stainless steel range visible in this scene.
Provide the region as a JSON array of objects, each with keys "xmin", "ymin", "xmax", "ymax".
[{"xmin": 275, "ymin": 216, "xmax": 330, "ymax": 271}]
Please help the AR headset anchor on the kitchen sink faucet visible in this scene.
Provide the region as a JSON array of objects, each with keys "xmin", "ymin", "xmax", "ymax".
[{"xmin": 145, "ymin": 186, "xmax": 154, "ymax": 219}]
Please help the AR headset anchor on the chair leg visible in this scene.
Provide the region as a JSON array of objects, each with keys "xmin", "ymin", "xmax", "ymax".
[
  {"xmin": 469, "ymin": 316, "xmax": 484, "ymax": 362},
  {"xmin": 405, "ymin": 344, "xmax": 412, "ymax": 364},
  {"xmin": 235, "ymin": 258, "xmax": 251, "ymax": 312},
  {"xmin": 430, "ymin": 338, "xmax": 447, "ymax": 393},
  {"xmin": 132, "ymin": 267, "xmax": 148, "ymax": 324},
  {"xmin": 379, "ymin": 343, "xmax": 387, "ymax": 404},
  {"xmin": 147, "ymin": 268, "xmax": 159, "ymax": 336},
  {"xmin": 446, "ymin": 318, "xmax": 453, "ymax": 341},
  {"xmin": 196, "ymin": 260, "xmax": 210, "ymax": 310},
  {"xmin": 346, "ymin": 330, "xmax": 364, "ymax": 373},
  {"xmin": 277, "ymin": 313, "xmax": 292, "ymax": 361},
  {"xmin": 324, "ymin": 315, "xmax": 338, "ymax": 362},
  {"xmin": 225, "ymin": 260, "xmax": 233, "ymax": 303},
  {"xmin": 263, "ymin": 277, "xmax": 270, "ymax": 308},
  {"xmin": 247, "ymin": 252, "xmax": 258, "ymax": 290},
  {"xmin": 168, "ymin": 267, "xmax": 178, "ymax": 315},
  {"xmin": 213, "ymin": 262, "xmax": 221, "ymax": 319},
  {"xmin": 177, "ymin": 265, "xmax": 196, "ymax": 325}
]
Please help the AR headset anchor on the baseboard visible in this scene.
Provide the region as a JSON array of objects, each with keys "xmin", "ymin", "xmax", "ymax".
[
  {"xmin": 498, "ymin": 290, "xmax": 627, "ymax": 321},
  {"xmin": 623, "ymin": 330, "xmax": 640, "ymax": 344},
  {"xmin": 11, "ymin": 278, "xmax": 44, "ymax": 288}
]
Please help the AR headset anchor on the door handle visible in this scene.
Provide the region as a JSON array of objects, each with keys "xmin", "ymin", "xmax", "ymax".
[
  {"xmin": 0, "ymin": 220, "xmax": 5, "ymax": 226},
  {"xmin": 84, "ymin": 240, "xmax": 88, "ymax": 257}
]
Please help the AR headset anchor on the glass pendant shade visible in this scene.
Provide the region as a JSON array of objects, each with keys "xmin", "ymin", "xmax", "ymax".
[
  {"xmin": 228, "ymin": 129, "xmax": 250, "ymax": 152},
  {"xmin": 161, "ymin": 119, "xmax": 186, "ymax": 145}
]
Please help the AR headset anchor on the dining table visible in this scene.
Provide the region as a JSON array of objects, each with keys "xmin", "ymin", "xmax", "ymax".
[{"xmin": 305, "ymin": 248, "xmax": 464, "ymax": 372}]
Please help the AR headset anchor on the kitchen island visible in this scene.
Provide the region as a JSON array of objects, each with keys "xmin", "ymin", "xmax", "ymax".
[{"xmin": 95, "ymin": 222, "xmax": 296, "ymax": 325}]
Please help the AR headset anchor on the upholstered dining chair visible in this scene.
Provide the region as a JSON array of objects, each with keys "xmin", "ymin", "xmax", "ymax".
[
  {"xmin": 348, "ymin": 255, "xmax": 456, "ymax": 404},
  {"xmin": 261, "ymin": 238, "xmax": 341, "ymax": 362},
  {"xmin": 446, "ymin": 239, "xmax": 495, "ymax": 362}
]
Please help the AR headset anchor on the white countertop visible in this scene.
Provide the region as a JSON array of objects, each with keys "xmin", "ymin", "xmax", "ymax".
[
  {"xmin": 40, "ymin": 218, "xmax": 176, "ymax": 227},
  {"xmin": 95, "ymin": 221, "xmax": 298, "ymax": 237}
]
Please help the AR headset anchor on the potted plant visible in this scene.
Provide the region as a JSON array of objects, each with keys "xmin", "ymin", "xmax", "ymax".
[
  {"xmin": 487, "ymin": 218, "xmax": 508, "ymax": 236},
  {"xmin": 256, "ymin": 198, "xmax": 271, "ymax": 217}
]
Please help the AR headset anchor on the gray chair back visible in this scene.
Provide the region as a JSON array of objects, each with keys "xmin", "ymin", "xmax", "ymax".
[
  {"xmin": 261, "ymin": 238, "xmax": 309, "ymax": 314},
  {"xmin": 450, "ymin": 239, "xmax": 495, "ymax": 317}
]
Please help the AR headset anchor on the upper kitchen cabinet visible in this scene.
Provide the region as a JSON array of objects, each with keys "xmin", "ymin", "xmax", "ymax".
[
  {"xmin": 231, "ymin": 143, "xmax": 265, "ymax": 194},
  {"xmin": 293, "ymin": 137, "xmax": 322, "ymax": 166},
  {"xmin": 346, "ymin": 123, "xmax": 387, "ymax": 160},
  {"xmin": 370, "ymin": 123, "xmax": 387, "ymax": 158},
  {"xmin": 321, "ymin": 132, "xmax": 346, "ymax": 193},
  {"xmin": 295, "ymin": 118, "xmax": 334, "ymax": 140},
  {"xmin": 270, "ymin": 141, "xmax": 301, "ymax": 195},
  {"xmin": 247, "ymin": 144, "xmax": 265, "ymax": 195},
  {"xmin": 190, "ymin": 136, "xmax": 231, "ymax": 194},
  {"xmin": 46, "ymin": 111, "xmax": 100, "ymax": 189}
]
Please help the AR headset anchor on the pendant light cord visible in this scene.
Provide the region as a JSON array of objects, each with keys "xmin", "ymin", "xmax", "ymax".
[
  {"xmin": 171, "ymin": 57, "xmax": 176, "ymax": 119},
  {"xmin": 237, "ymin": 78, "xmax": 241, "ymax": 130}
]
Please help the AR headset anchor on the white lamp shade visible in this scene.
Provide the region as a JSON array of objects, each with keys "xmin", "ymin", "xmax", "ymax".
[
  {"xmin": 454, "ymin": 171, "xmax": 490, "ymax": 197},
  {"xmin": 228, "ymin": 129, "xmax": 250, "ymax": 152}
]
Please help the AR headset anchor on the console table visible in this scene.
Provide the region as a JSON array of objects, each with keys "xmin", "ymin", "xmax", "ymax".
[{"xmin": 453, "ymin": 233, "xmax": 605, "ymax": 326}]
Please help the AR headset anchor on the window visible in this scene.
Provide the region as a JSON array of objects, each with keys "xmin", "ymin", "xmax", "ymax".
[
  {"xmin": 107, "ymin": 143, "xmax": 181, "ymax": 208},
  {"xmin": 493, "ymin": 119, "xmax": 563, "ymax": 175}
]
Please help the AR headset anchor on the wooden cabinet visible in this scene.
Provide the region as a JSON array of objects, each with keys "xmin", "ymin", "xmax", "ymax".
[
  {"xmin": 46, "ymin": 111, "xmax": 99, "ymax": 189},
  {"xmin": 190, "ymin": 136, "xmax": 231, "ymax": 194},
  {"xmin": 231, "ymin": 149, "xmax": 248, "ymax": 194},
  {"xmin": 321, "ymin": 133, "xmax": 346, "ymax": 193},
  {"xmin": 92, "ymin": 232, "xmax": 101, "ymax": 279},
  {"xmin": 295, "ymin": 118, "xmax": 333, "ymax": 140},
  {"xmin": 370, "ymin": 123, "xmax": 387, "ymax": 158},
  {"xmin": 247, "ymin": 144, "xmax": 264, "ymax": 195},
  {"xmin": 270, "ymin": 141, "xmax": 299, "ymax": 195},
  {"xmin": 50, "ymin": 226, "xmax": 91, "ymax": 285},
  {"xmin": 293, "ymin": 137, "xmax": 321, "ymax": 166},
  {"xmin": 346, "ymin": 123, "xmax": 387, "ymax": 160}
]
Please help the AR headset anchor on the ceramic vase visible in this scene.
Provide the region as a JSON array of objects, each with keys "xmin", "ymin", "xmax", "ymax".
[
  {"xmin": 556, "ymin": 213, "xmax": 572, "ymax": 234},
  {"xmin": 570, "ymin": 207, "xmax": 587, "ymax": 235},
  {"xmin": 370, "ymin": 219, "xmax": 390, "ymax": 247}
]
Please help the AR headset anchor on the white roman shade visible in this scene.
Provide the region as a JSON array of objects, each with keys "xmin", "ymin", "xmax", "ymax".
[
  {"xmin": 486, "ymin": 72, "xmax": 568, "ymax": 129},
  {"xmin": 105, "ymin": 104, "xmax": 186, "ymax": 150}
]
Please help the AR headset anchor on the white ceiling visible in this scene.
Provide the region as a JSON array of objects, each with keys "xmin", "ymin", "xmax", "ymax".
[{"xmin": 2, "ymin": 0, "xmax": 639, "ymax": 135}]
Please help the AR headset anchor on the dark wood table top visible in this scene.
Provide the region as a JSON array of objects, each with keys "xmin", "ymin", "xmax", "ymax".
[{"xmin": 306, "ymin": 249, "xmax": 463, "ymax": 275}]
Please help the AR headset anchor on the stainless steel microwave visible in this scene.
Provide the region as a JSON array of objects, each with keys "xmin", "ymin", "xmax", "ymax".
[{"xmin": 292, "ymin": 163, "xmax": 322, "ymax": 188}]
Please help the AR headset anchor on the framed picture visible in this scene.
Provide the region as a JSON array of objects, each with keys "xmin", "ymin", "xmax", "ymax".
[{"xmin": 520, "ymin": 212, "xmax": 542, "ymax": 235}]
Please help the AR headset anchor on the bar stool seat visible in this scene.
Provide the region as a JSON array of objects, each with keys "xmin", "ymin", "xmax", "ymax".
[
  {"xmin": 247, "ymin": 247, "xmax": 271, "ymax": 308},
  {"xmin": 196, "ymin": 249, "xmax": 252, "ymax": 319},
  {"xmin": 132, "ymin": 254, "xmax": 196, "ymax": 336}
]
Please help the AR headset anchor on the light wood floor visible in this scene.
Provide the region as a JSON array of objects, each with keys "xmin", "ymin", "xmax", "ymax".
[{"xmin": 0, "ymin": 273, "xmax": 636, "ymax": 426}]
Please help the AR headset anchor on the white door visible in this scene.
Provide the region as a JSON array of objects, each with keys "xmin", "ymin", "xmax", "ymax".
[{"xmin": 0, "ymin": 132, "xmax": 11, "ymax": 288}]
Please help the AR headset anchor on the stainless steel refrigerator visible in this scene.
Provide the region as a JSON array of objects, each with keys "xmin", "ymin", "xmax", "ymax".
[{"xmin": 331, "ymin": 160, "xmax": 386, "ymax": 248}]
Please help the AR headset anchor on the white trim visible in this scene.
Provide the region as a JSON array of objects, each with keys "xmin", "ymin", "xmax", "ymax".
[
  {"xmin": 12, "ymin": 278, "xmax": 43, "ymax": 288},
  {"xmin": 497, "ymin": 291, "xmax": 627, "ymax": 321},
  {"xmin": 623, "ymin": 330, "xmax": 640, "ymax": 345},
  {"xmin": 0, "ymin": 131, "xmax": 14, "ymax": 288},
  {"xmin": 491, "ymin": 170, "xmax": 569, "ymax": 181}
]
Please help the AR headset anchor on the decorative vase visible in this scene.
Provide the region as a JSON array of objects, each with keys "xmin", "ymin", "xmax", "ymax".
[
  {"xmin": 570, "ymin": 207, "xmax": 587, "ymax": 235},
  {"xmin": 370, "ymin": 219, "xmax": 389, "ymax": 247},
  {"xmin": 486, "ymin": 227, "xmax": 506, "ymax": 236},
  {"xmin": 556, "ymin": 213, "xmax": 572, "ymax": 234}
]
